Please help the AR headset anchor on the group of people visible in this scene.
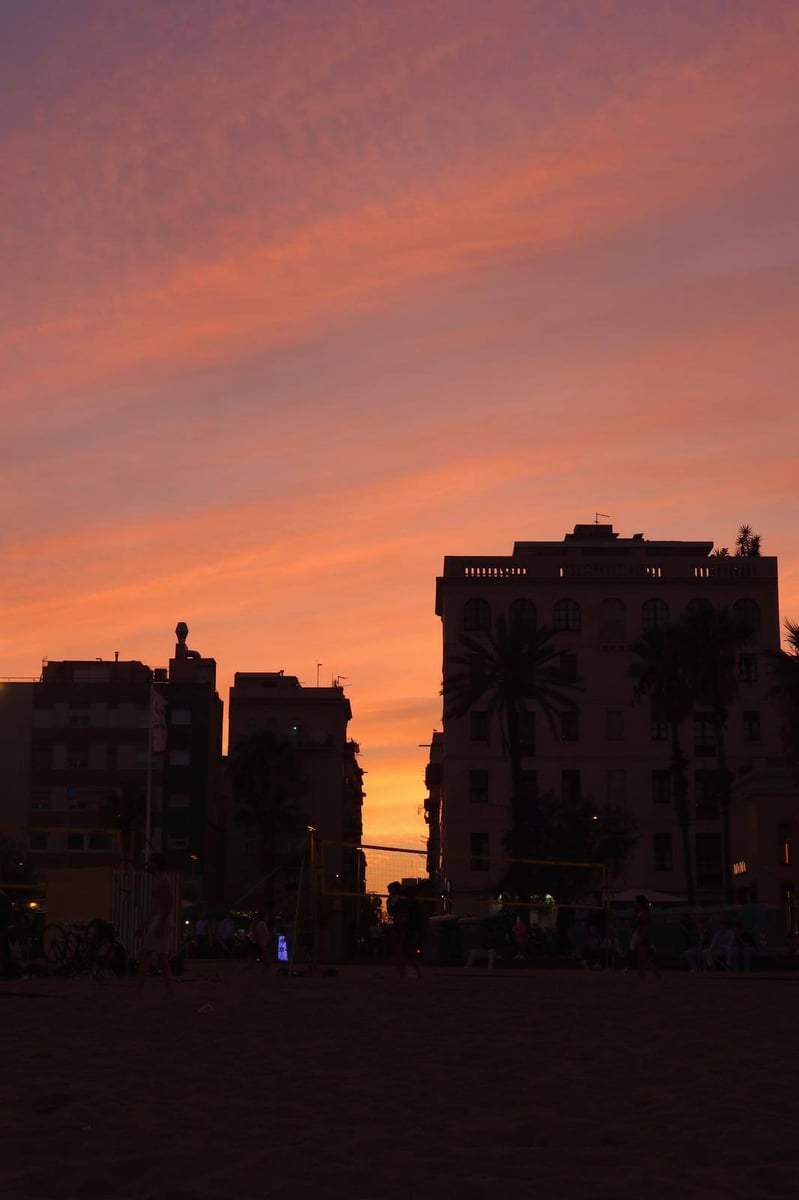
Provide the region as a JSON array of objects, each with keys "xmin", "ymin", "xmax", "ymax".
[{"xmin": 684, "ymin": 915, "xmax": 756, "ymax": 972}]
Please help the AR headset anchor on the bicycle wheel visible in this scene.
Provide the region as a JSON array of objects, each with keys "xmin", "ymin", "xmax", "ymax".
[{"xmin": 42, "ymin": 923, "xmax": 69, "ymax": 966}]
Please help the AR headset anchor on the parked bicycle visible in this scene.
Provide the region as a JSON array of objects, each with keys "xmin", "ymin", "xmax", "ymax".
[{"xmin": 42, "ymin": 918, "xmax": 128, "ymax": 979}]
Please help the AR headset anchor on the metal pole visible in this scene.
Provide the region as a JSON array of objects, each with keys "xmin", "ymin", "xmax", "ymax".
[{"xmin": 144, "ymin": 684, "xmax": 153, "ymax": 866}]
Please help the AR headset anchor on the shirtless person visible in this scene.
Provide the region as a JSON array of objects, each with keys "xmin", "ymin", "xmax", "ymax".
[{"xmin": 137, "ymin": 854, "xmax": 175, "ymax": 995}]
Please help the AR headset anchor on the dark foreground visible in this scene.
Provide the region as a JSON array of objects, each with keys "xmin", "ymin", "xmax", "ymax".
[{"xmin": 1, "ymin": 965, "xmax": 798, "ymax": 1200}]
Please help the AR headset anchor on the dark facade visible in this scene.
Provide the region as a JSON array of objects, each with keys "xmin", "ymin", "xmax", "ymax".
[
  {"xmin": 26, "ymin": 658, "xmax": 160, "ymax": 871},
  {"xmin": 435, "ymin": 523, "xmax": 783, "ymax": 905},
  {"xmin": 0, "ymin": 625, "xmax": 224, "ymax": 902},
  {"xmin": 225, "ymin": 672, "xmax": 364, "ymax": 905},
  {"xmin": 161, "ymin": 624, "xmax": 225, "ymax": 900}
]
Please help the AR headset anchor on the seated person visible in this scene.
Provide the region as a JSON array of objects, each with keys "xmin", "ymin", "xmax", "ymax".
[
  {"xmin": 683, "ymin": 918, "xmax": 708, "ymax": 972},
  {"xmin": 732, "ymin": 922, "xmax": 756, "ymax": 971},
  {"xmin": 705, "ymin": 917, "xmax": 735, "ymax": 969},
  {"xmin": 465, "ymin": 930, "xmax": 497, "ymax": 969}
]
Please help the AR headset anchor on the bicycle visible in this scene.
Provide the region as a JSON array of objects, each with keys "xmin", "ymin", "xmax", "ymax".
[{"xmin": 42, "ymin": 919, "xmax": 128, "ymax": 979}]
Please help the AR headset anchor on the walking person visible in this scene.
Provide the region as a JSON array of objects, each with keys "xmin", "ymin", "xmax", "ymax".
[
  {"xmin": 137, "ymin": 854, "xmax": 175, "ymax": 996},
  {"xmin": 387, "ymin": 881, "xmax": 418, "ymax": 979},
  {"xmin": 631, "ymin": 894, "xmax": 660, "ymax": 981},
  {"xmin": 404, "ymin": 886, "xmax": 427, "ymax": 979},
  {"xmin": 242, "ymin": 912, "xmax": 271, "ymax": 973}
]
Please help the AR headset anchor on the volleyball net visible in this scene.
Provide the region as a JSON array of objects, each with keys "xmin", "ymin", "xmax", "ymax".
[{"xmin": 318, "ymin": 840, "xmax": 606, "ymax": 915}]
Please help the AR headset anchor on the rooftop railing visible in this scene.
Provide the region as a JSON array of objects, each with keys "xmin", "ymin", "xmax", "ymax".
[{"xmin": 446, "ymin": 557, "xmax": 775, "ymax": 582}]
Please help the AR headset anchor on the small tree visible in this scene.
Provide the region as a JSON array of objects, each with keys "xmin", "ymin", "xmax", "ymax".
[
  {"xmin": 711, "ymin": 524, "xmax": 762, "ymax": 558},
  {"xmin": 530, "ymin": 791, "xmax": 638, "ymax": 899}
]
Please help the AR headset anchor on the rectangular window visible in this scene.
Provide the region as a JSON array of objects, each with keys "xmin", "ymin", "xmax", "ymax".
[
  {"xmin": 167, "ymin": 836, "xmax": 189, "ymax": 851},
  {"xmin": 561, "ymin": 770, "xmax": 581, "ymax": 804},
  {"xmin": 170, "ymin": 709, "xmax": 192, "ymax": 726},
  {"xmin": 519, "ymin": 711, "xmax": 535, "ymax": 753},
  {"xmin": 651, "ymin": 719, "xmax": 669, "ymax": 742},
  {"xmin": 694, "ymin": 714, "xmax": 716, "ymax": 756},
  {"xmin": 738, "ymin": 654, "xmax": 758, "ymax": 683},
  {"xmin": 560, "ymin": 711, "xmax": 579, "ymax": 742},
  {"xmin": 652, "ymin": 770, "xmax": 671, "ymax": 805},
  {"xmin": 607, "ymin": 769, "xmax": 626, "ymax": 805},
  {"xmin": 68, "ymin": 712, "xmax": 90, "ymax": 728},
  {"xmin": 694, "ymin": 770, "xmax": 720, "ymax": 820},
  {"xmin": 67, "ymin": 748, "xmax": 88, "ymax": 770},
  {"xmin": 606, "ymin": 710, "xmax": 624, "ymax": 741},
  {"xmin": 469, "ymin": 832, "xmax": 490, "ymax": 872},
  {"xmin": 743, "ymin": 711, "xmax": 760, "ymax": 741},
  {"xmin": 67, "ymin": 785, "xmax": 85, "ymax": 810},
  {"xmin": 468, "ymin": 769, "xmax": 489, "ymax": 805},
  {"xmin": 696, "ymin": 832, "xmax": 723, "ymax": 887},
  {"xmin": 87, "ymin": 834, "xmax": 114, "ymax": 852},
  {"xmin": 521, "ymin": 771, "xmax": 538, "ymax": 804},
  {"xmin": 169, "ymin": 749, "xmax": 191, "ymax": 767},
  {"xmin": 67, "ymin": 833, "xmax": 85, "ymax": 851},
  {"xmin": 168, "ymin": 793, "xmax": 191, "ymax": 809},
  {"xmin": 29, "ymin": 832, "xmax": 48, "ymax": 852},
  {"xmin": 30, "ymin": 790, "xmax": 51, "ymax": 811},
  {"xmin": 469, "ymin": 711, "xmax": 490, "ymax": 742},
  {"xmin": 653, "ymin": 832, "xmax": 673, "ymax": 872}
]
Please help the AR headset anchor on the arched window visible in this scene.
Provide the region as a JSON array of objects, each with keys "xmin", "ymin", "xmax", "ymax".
[
  {"xmin": 686, "ymin": 598, "xmax": 713, "ymax": 623},
  {"xmin": 509, "ymin": 598, "xmax": 537, "ymax": 632},
  {"xmin": 599, "ymin": 598, "xmax": 626, "ymax": 643},
  {"xmin": 553, "ymin": 598, "xmax": 581, "ymax": 632},
  {"xmin": 642, "ymin": 598, "xmax": 670, "ymax": 631},
  {"xmin": 463, "ymin": 598, "xmax": 492, "ymax": 632},
  {"xmin": 733, "ymin": 598, "xmax": 761, "ymax": 633}
]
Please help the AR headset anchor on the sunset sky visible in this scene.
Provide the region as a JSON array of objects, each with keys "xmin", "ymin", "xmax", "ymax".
[{"xmin": 2, "ymin": 1, "xmax": 797, "ymax": 848}]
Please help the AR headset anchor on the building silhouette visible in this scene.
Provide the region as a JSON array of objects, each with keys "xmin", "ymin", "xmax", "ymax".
[
  {"xmin": 225, "ymin": 671, "xmax": 364, "ymax": 914},
  {"xmin": 434, "ymin": 523, "xmax": 782, "ymax": 906},
  {"xmin": 0, "ymin": 625, "xmax": 225, "ymax": 902}
]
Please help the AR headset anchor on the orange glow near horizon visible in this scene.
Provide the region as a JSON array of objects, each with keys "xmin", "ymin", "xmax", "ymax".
[{"xmin": 1, "ymin": 2, "xmax": 798, "ymax": 847}]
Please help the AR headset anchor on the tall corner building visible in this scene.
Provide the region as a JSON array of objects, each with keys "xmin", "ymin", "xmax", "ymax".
[{"xmin": 435, "ymin": 523, "xmax": 782, "ymax": 905}]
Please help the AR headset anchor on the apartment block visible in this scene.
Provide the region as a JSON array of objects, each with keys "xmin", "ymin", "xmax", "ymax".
[{"xmin": 435, "ymin": 523, "xmax": 782, "ymax": 905}]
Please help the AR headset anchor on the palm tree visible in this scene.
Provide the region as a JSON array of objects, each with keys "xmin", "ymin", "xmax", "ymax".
[
  {"xmin": 735, "ymin": 525, "xmax": 762, "ymax": 557},
  {"xmin": 711, "ymin": 523, "xmax": 762, "ymax": 558},
  {"xmin": 769, "ymin": 619, "xmax": 799, "ymax": 759},
  {"xmin": 442, "ymin": 613, "xmax": 582, "ymax": 871},
  {"xmin": 681, "ymin": 604, "xmax": 754, "ymax": 903},
  {"xmin": 629, "ymin": 625, "xmax": 696, "ymax": 904},
  {"xmin": 228, "ymin": 730, "xmax": 306, "ymax": 902}
]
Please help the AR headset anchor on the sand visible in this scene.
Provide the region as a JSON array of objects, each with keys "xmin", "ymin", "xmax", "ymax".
[{"xmin": 1, "ymin": 964, "xmax": 798, "ymax": 1200}]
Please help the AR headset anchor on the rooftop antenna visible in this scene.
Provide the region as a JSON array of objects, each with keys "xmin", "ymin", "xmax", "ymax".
[
  {"xmin": 316, "ymin": 662, "xmax": 322, "ymax": 688},
  {"xmin": 595, "ymin": 512, "xmax": 611, "ymax": 524}
]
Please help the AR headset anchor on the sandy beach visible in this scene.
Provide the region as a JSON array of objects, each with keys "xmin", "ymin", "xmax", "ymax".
[{"xmin": 1, "ymin": 965, "xmax": 798, "ymax": 1200}]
